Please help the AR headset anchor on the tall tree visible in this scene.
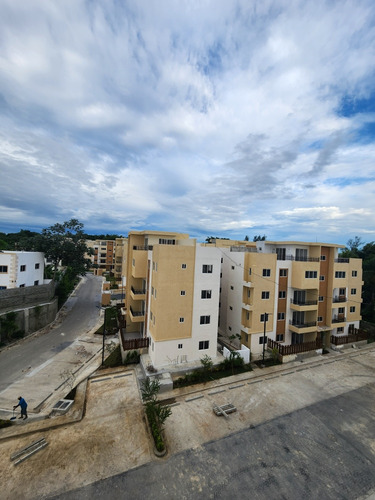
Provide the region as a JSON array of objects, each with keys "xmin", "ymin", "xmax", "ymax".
[
  {"xmin": 253, "ymin": 235, "xmax": 267, "ymax": 241},
  {"xmin": 37, "ymin": 219, "xmax": 91, "ymax": 278}
]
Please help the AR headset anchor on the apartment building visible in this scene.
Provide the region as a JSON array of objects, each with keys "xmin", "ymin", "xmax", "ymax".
[
  {"xmin": 0, "ymin": 251, "xmax": 45, "ymax": 289},
  {"xmin": 86, "ymin": 240, "xmax": 115, "ymax": 272},
  {"xmin": 114, "ymin": 238, "xmax": 128, "ymax": 284},
  {"xmin": 125, "ymin": 231, "xmax": 220, "ymax": 368},
  {"xmin": 219, "ymin": 241, "xmax": 363, "ymax": 356}
]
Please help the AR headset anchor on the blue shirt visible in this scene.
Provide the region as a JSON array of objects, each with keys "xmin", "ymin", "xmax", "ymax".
[{"xmin": 19, "ymin": 398, "xmax": 27, "ymax": 410}]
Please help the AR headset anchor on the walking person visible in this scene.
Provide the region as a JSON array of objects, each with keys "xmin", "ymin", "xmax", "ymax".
[{"xmin": 13, "ymin": 396, "xmax": 28, "ymax": 420}]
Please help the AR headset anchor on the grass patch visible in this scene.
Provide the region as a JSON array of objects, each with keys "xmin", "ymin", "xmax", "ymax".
[
  {"xmin": 174, "ymin": 363, "xmax": 253, "ymax": 389},
  {"xmin": 0, "ymin": 418, "xmax": 13, "ymax": 428},
  {"xmin": 103, "ymin": 344, "xmax": 122, "ymax": 368}
]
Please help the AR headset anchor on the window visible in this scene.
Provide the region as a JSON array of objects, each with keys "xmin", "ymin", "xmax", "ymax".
[
  {"xmin": 20, "ymin": 265, "xmax": 26, "ymax": 272},
  {"xmin": 200, "ymin": 315, "xmax": 211, "ymax": 324},
  {"xmin": 249, "ymin": 268, "xmax": 252, "ymax": 276},
  {"xmin": 277, "ymin": 312, "xmax": 285, "ymax": 320},
  {"xmin": 247, "ymin": 289, "xmax": 251, "ymax": 298},
  {"xmin": 279, "ymin": 291, "xmax": 286, "ymax": 299},
  {"xmin": 35, "ymin": 263, "xmax": 40, "ymax": 269},
  {"xmin": 0, "ymin": 266, "xmax": 8, "ymax": 273},
  {"xmin": 319, "ymin": 296, "xmax": 324, "ymax": 302},
  {"xmin": 260, "ymin": 313, "xmax": 269, "ymax": 322},
  {"xmin": 230, "ymin": 286, "xmax": 234, "ymax": 290},
  {"xmin": 150, "ymin": 312, "xmax": 153, "ymax": 320},
  {"xmin": 339, "ymin": 288, "xmax": 346, "ymax": 296},
  {"xmin": 305, "ymin": 271, "xmax": 317, "ymax": 279},
  {"xmin": 151, "ymin": 287, "xmax": 154, "ymax": 296},
  {"xmin": 351, "ymin": 288, "xmax": 356, "ymax": 295},
  {"xmin": 352, "ymin": 270, "xmax": 357, "ymax": 277},
  {"xmin": 178, "ymin": 344, "xmax": 183, "ymax": 349},
  {"xmin": 335, "ymin": 271, "xmax": 346, "ymax": 278},
  {"xmin": 261, "ymin": 291, "xmax": 270, "ymax": 299},
  {"xmin": 201, "ymin": 290, "xmax": 212, "ymax": 299},
  {"xmin": 228, "ymin": 326, "xmax": 232, "ymax": 331},
  {"xmin": 159, "ymin": 238, "xmax": 175, "ymax": 245},
  {"xmin": 199, "ymin": 340, "xmax": 209, "ymax": 350},
  {"xmin": 296, "ymin": 248, "xmax": 307, "ymax": 261},
  {"xmin": 259, "ymin": 336, "xmax": 267, "ymax": 345},
  {"xmin": 317, "ymin": 316, "xmax": 323, "ymax": 322},
  {"xmin": 350, "ymin": 306, "xmax": 355, "ymax": 313},
  {"xmin": 181, "ymin": 263, "xmax": 187, "ymax": 269},
  {"xmin": 320, "ymin": 255, "xmax": 326, "ymax": 261},
  {"xmin": 337, "ymin": 327, "xmax": 344, "ymax": 333},
  {"xmin": 263, "ymin": 269, "xmax": 271, "ymax": 277},
  {"xmin": 246, "ymin": 311, "xmax": 250, "ymax": 320},
  {"xmin": 179, "ymin": 317, "xmax": 184, "ymax": 323},
  {"xmin": 229, "ymin": 306, "xmax": 233, "ymax": 310},
  {"xmin": 221, "ymin": 258, "xmax": 223, "ymax": 263},
  {"xmin": 181, "ymin": 290, "xmax": 186, "ymax": 296},
  {"xmin": 338, "ymin": 307, "xmax": 345, "ymax": 314},
  {"xmin": 154, "ymin": 289, "xmax": 157, "ymax": 299},
  {"xmin": 319, "ymin": 276, "xmax": 325, "ymax": 281},
  {"xmin": 0, "ymin": 286, "xmax": 6, "ymax": 289},
  {"xmin": 276, "ymin": 334, "xmax": 284, "ymax": 342},
  {"xmin": 231, "ymin": 266, "xmax": 235, "ymax": 270},
  {"xmin": 133, "ymin": 259, "xmax": 136, "ymax": 266},
  {"xmin": 19, "ymin": 284, "xmax": 25, "ymax": 288},
  {"xmin": 202, "ymin": 264, "xmax": 213, "ymax": 273},
  {"xmin": 279, "ymin": 269, "xmax": 287, "ymax": 277},
  {"xmin": 220, "ymin": 272, "xmax": 222, "ymax": 278},
  {"xmin": 34, "ymin": 280, "xmax": 39, "ymax": 286}
]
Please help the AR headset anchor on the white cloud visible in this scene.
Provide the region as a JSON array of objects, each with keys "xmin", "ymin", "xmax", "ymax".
[{"xmin": 0, "ymin": 0, "xmax": 374, "ymax": 243}]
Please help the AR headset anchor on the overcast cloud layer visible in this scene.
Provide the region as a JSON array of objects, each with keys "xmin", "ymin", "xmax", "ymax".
[{"xmin": 0, "ymin": 0, "xmax": 374, "ymax": 243}]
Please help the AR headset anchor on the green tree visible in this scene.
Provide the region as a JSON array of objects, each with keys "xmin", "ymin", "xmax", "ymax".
[
  {"xmin": 253, "ymin": 235, "xmax": 267, "ymax": 241},
  {"xmin": 37, "ymin": 219, "xmax": 91, "ymax": 279}
]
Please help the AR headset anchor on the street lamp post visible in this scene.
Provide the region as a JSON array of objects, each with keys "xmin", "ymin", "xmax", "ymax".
[
  {"xmin": 102, "ymin": 307, "xmax": 107, "ymax": 367},
  {"xmin": 262, "ymin": 313, "xmax": 270, "ymax": 366}
]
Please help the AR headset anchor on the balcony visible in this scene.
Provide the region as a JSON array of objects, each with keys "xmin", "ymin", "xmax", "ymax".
[
  {"xmin": 334, "ymin": 258, "xmax": 349, "ymax": 263},
  {"xmin": 129, "ymin": 306, "xmax": 145, "ymax": 322},
  {"xmin": 242, "ymin": 302, "xmax": 252, "ymax": 311},
  {"xmin": 277, "ymin": 255, "xmax": 320, "ymax": 262},
  {"xmin": 290, "ymin": 299, "xmax": 318, "ymax": 312},
  {"xmin": 289, "ymin": 320, "xmax": 317, "ymax": 334},
  {"xmin": 332, "ymin": 315, "xmax": 346, "ymax": 324},
  {"xmin": 332, "ymin": 296, "xmax": 347, "ymax": 304},
  {"xmin": 130, "ymin": 286, "xmax": 146, "ymax": 300}
]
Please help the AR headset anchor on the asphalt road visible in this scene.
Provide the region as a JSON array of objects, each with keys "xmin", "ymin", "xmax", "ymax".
[
  {"xmin": 0, "ymin": 274, "xmax": 102, "ymax": 395},
  {"xmin": 51, "ymin": 382, "xmax": 375, "ymax": 500}
]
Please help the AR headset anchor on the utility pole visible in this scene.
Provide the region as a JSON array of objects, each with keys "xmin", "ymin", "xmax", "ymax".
[
  {"xmin": 102, "ymin": 307, "xmax": 107, "ymax": 366},
  {"xmin": 262, "ymin": 313, "xmax": 269, "ymax": 366}
]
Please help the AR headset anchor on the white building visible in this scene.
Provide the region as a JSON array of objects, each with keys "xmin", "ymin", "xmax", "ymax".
[{"xmin": 0, "ymin": 251, "xmax": 46, "ymax": 289}]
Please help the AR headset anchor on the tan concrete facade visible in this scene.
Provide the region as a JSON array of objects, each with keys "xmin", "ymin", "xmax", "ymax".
[
  {"xmin": 125, "ymin": 231, "xmax": 220, "ymax": 368},
  {"xmin": 219, "ymin": 240, "xmax": 363, "ymax": 357}
]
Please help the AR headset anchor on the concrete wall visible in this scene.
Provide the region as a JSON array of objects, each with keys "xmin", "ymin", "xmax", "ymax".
[
  {"xmin": 0, "ymin": 298, "xmax": 58, "ymax": 342},
  {"xmin": 0, "ymin": 281, "xmax": 55, "ymax": 314}
]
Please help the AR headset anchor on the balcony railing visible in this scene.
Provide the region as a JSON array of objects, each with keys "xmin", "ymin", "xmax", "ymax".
[
  {"xmin": 332, "ymin": 296, "xmax": 347, "ymax": 303},
  {"xmin": 133, "ymin": 245, "xmax": 153, "ymax": 251},
  {"xmin": 332, "ymin": 315, "xmax": 346, "ymax": 323},
  {"xmin": 277, "ymin": 255, "xmax": 320, "ymax": 262},
  {"xmin": 290, "ymin": 299, "xmax": 318, "ymax": 306},
  {"xmin": 289, "ymin": 320, "xmax": 317, "ymax": 328},
  {"xmin": 335, "ymin": 258, "xmax": 349, "ymax": 263},
  {"xmin": 130, "ymin": 306, "xmax": 144, "ymax": 317},
  {"xmin": 131, "ymin": 286, "xmax": 146, "ymax": 295}
]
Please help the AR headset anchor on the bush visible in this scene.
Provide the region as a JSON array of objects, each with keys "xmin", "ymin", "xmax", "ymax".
[{"xmin": 124, "ymin": 350, "xmax": 140, "ymax": 364}]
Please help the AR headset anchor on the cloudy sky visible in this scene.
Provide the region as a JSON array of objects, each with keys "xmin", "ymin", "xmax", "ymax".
[{"xmin": 0, "ymin": 0, "xmax": 374, "ymax": 244}]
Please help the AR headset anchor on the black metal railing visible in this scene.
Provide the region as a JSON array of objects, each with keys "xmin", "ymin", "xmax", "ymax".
[
  {"xmin": 277, "ymin": 255, "xmax": 320, "ymax": 262},
  {"xmin": 290, "ymin": 299, "xmax": 318, "ymax": 306},
  {"xmin": 332, "ymin": 315, "xmax": 346, "ymax": 323},
  {"xmin": 289, "ymin": 320, "xmax": 317, "ymax": 328},
  {"xmin": 131, "ymin": 286, "xmax": 146, "ymax": 295},
  {"xmin": 130, "ymin": 306, "xmax": 144, "ymax": 317},
  {"xmin": 332, "ymin": 296, "xmax": 347, "ymax": 303},
  {"xmin": 335, "ymin": 258, "xmax": 349, "ymax": 263}
]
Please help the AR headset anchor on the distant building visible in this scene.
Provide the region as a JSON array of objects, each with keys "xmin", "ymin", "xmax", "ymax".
[
  {"xmin": 86, "ymin": 240, "xmax": 116, "ymax": 273},
  {"xmin": 0, "ymin": 251, "xmax": 46, "ymax": 289}
]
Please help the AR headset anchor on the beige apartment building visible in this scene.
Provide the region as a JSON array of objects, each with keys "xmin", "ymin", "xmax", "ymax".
[
  {"xmin": 219, "ymin": 240, "xmax": 363, "ymax": 357},
  {"xmin": 125, "ymin": 231, "xmax": 220, "ymax": 368},
  {"xmin": 86, "ymin": 239, "xmax": 116, "ymax": 273}
]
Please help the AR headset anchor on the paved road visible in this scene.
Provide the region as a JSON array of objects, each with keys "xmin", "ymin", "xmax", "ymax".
[
  {"xmin": 0, "ymin": 274, "xmax": 103, "ymax": 413},
  {"xmin": 51, "ymin": 382, "xmax": 375, "ymax": 500}
]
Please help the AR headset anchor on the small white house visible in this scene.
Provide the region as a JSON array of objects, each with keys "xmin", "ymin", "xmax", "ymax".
[{"xmin": 0, "ymin": 251, "xmax": 46, "ymax": 289}]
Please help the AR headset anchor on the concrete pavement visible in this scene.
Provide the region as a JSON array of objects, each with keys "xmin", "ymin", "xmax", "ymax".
[{"xmin": 0, "ymin": 343, "xmax": 374, "ymax": 499}]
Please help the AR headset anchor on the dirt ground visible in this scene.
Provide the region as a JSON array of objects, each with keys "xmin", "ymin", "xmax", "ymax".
[
  {"xmin": 0, "ymin": 346, "xmax": 374, "ymax": 500},
  {"xmin": 0, "ymin": 368, "xmax": 152, "ymax": 500}
]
